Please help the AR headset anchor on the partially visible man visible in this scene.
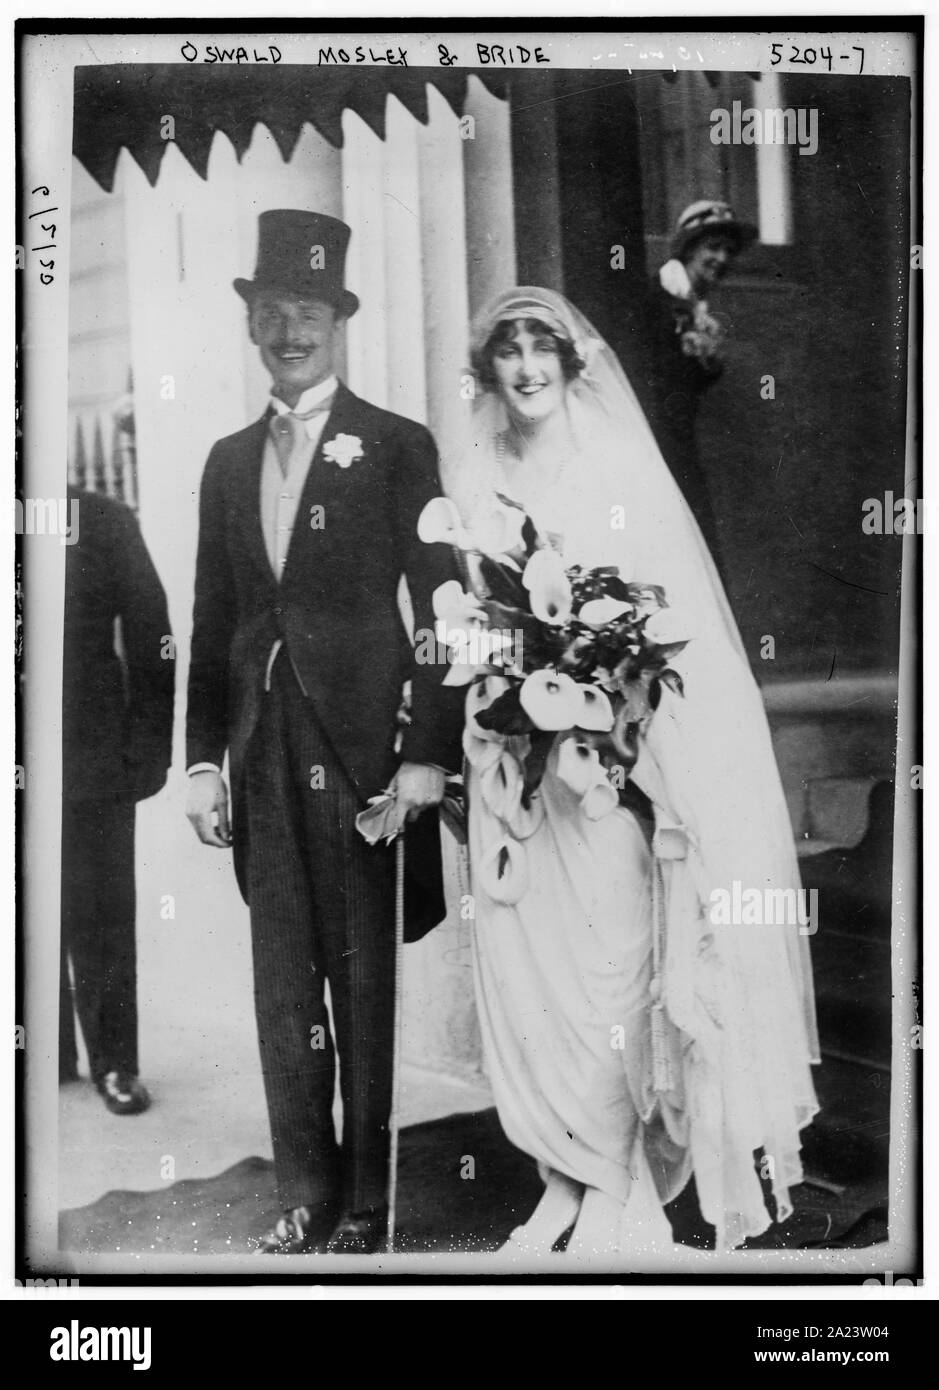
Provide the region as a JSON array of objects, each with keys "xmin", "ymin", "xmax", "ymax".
[
  {"xmin": 634, "ymin": 199, "xmax": 756, "ymax": 577},
  {"xmin": 60, "ymin": 485, "xmax": 175, "ymax": 1114}
]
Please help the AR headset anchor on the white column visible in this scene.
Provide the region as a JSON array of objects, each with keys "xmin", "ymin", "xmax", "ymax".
[
  {"xmin": 462, "ymin": 75, "xmax": 517, "ymax": 317},
  {"xmin": 341, "ymin": 108, "xmax": 389, "ymax": 408},
  {"xmin": 382, "ymin": 95, "xmax": 427, "ymax": 424},
  {"xmin": 395, "ymin": 84, "xmax": 488, "ymax": 1088},
  {"xmin": 416, "ymin": 83, "xmax": 472, "ymax": 467},
  {"xmin": 121, "ymin": 135, "xmax": 248, "ymax": 775},
  {"xmin": 754, "ymin": 72, "xmax": 794, "ymax": 245}
]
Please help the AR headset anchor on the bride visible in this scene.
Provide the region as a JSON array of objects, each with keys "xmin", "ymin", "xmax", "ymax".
[{"xmin": 427, "ymin": 288, "xmax": 820, "ymax": 1259}]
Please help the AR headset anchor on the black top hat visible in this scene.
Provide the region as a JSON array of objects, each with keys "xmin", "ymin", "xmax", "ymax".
[
  {"xmin": 234, "ymin": 209, "xmax": 360, "ymax": 319},
  {"xmin": 670, "ymin": 200, "xmax": 757, "ymax": 262}
]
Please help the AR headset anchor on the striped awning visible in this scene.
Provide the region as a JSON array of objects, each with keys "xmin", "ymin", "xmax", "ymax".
[{"xmin": 73, "ymin": 64, "xmax": 513, "ymax": 191}]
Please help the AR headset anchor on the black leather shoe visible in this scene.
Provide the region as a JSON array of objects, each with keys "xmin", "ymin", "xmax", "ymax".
[
  {"xmin": 326, "ymin": 1205, "xmax": 389, "ymax": 1255},
  {"xmin": 96, "ymin": 1071, "xmax": 151, "ymax": 1115},
  {"xmin": 255, "ymin": 1204, "xmax": 339, "ymax": 1256}
]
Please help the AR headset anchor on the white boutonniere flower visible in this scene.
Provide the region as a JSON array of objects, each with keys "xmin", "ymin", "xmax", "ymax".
[{"xmin": 323, "ymin": 433, "xmax": 364, "ymax": 469}]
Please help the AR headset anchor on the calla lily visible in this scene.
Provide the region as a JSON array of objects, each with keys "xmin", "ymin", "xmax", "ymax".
[
  {"xmin": 478, "ymin": 836, "xmax": 529, "ymax": 905},
  {"xmin": 506, "ymin": 793, "xmax": 546, "ymax": 841},
  {"xmin": 418, "ymin": 496, "xmax": 468, "ymax": 547},
  {"xmin": 577, "ymin": 597, "xmax": 633, "ymax": 628},
  {"xmin": 556, "ymin": 738, "xmax": 619, "ymax": 819},
  {"xmin": 442, "ymin": 654, "xmax": 485, "ymax": 687},
  {"xmin": 575, "ymin": 684, "xmax": 615, "ymax": 732},
  {"xmin": 581, "ymin": 779, "xmax": 620, "ymax": 821},
  {"xmin": 611, "ymin": 704, "xmax": 641, "ymax": 772},
  {"xmin": 556, "ymin": 737, "xmax": 604, "ymax": 797},
  {"xmin": 644, "ymin": 606, "xmax": 693, "ymax": 645},
  {"xmin": 465, "ymin": 675, "xmax": 510, "ymax": 742},
  {"xmin": 462, "ymin": 723, "xmax": 505, "ymax": 770},
  {"xmin": 432, "ymin": 579, "xmax": 484, "ymax": 625},
  {"xmin": 441, "ymin": 626, "xmax": 514, "ymax": 685},
  {"xmin": 519, "ymin": 669, "xmax": 582, "ymax": 731},
  {"xmin": 630, "ymin": 586, "xmax": 666, "ymax": 620},
  {"xmin": 478, "ymin": 750, "xmax": 525, "ymax": 822},
  {"xmin": 522, "ymin": 548, "xmax": 572, "ymax": 625},
  {"xmin": 433, "ymin": 583, "xmax": 492, "ymax": 686}
]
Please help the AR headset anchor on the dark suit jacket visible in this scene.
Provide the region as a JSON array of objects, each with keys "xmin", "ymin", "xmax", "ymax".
[
  {"xmin": 186, "ymin": 381, "xmax": 465, "ymax": 932},
  {"xmin": 63, "ymin": 487, "xmax": 175, "ymax": 802}
]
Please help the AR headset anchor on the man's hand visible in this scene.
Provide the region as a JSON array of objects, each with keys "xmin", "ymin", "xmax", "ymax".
[
  {"xmin": 390, "ymin": 761, "xmax": 446, "ymax": 828},
  {"xmin": 186, "ymin": 770, "xmax": 232, "ymax": 847}
]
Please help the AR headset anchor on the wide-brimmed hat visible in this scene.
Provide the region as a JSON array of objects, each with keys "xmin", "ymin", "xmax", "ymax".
[
  {"xmin": 234, "ymin": 209, "xmax": 360, "ymax": 319},
  {"xmin": 670, "ymin": 200, "xmax": 757, "ymax": 261}
]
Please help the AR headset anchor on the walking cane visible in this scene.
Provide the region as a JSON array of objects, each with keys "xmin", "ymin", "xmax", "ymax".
[
  {"xmin": 386, "ymin": 834, "xmax": 406, "ymax": 1254},
  {"xmin": 354, "ymin": 791, "xmax": 407, "ymax": 1254},
  {"xmin": 355, "ymin": 783, "xmax": 463, "ymax": 1254}
]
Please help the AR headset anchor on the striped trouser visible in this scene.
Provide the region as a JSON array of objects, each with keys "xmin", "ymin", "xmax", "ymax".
[{"xmin": 243, "ymin": 652, "xmax": 396, "ymax": 1213}]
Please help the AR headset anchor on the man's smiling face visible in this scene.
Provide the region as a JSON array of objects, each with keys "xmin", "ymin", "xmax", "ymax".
[{"xmin": 249, "ymin": 291, "xmax": 343, "ymax": 406}]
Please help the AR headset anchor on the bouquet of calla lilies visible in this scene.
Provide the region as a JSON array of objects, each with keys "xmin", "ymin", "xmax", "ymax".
[{"xmin": 418, "ymin": 494, "xmax": 691, "ymax": 827}]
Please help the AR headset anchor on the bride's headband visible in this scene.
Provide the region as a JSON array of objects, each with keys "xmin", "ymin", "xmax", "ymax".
[
  {"xmin": 475, "ymin": 296, "xmax": 571, "ymax": 343},
  {"xmin": 472, "ymin": 291, "xmax": 604, "ymax": 377}
]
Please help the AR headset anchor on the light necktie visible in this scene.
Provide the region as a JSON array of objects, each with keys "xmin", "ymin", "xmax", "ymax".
[{"xmin": 269, "ymin": 400, "xmax": 334, "ymax": 477}]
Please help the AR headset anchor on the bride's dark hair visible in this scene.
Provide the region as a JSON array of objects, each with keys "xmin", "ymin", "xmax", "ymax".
[{"xmin": 471, "ymin": 315, "xmax": 586, "ymax": 390}]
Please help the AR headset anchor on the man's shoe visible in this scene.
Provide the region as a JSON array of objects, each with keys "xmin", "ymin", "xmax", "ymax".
[
  {"xmin": 255, "ymin": 1204, "xmax": 338, "ymax": 1256},
  {"xmin": 326, "ymin": 1205, "xmax": 389, "ymax": 1255},
  {"xmin": 96, "ymin": 1071, "xmax": 151, "ymax": 1115}
]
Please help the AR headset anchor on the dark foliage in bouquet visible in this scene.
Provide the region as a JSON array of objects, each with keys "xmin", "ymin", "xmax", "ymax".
[{"xmin": 422, "ymin": 493, "xmax": 690, "ymax": 803}]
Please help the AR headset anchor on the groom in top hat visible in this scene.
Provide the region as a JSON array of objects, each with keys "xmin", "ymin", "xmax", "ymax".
[{"xmin": 186, "ymin": 210, "xmax": 463, "ymax": 1254}]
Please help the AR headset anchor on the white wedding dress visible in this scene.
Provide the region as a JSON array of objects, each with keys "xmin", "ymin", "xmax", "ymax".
[
  {"xmin": 448, "ymin": 288, "xmax": 820, "ymax": 1255},
  {"xmin": 466, "ymin": 467, "xmax": 689, "ymax": 1250}
]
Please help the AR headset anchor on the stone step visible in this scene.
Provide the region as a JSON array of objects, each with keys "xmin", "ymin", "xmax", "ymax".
[
  {"xmin": 798, "ymin": 780, "xmax": 895, "ymax": 942},
  {"xmin": 809, "ymin": 931, "xmax": 892, "ymax": 1068},
  {"xmin": 764, "ymin": 673, "xmax": 897, "ymax": 845}
]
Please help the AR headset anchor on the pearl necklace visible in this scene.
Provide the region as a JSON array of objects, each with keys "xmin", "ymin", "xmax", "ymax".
[{"xmin": 496, "ymin": 430, "xmax": 571, "ymax": 497}]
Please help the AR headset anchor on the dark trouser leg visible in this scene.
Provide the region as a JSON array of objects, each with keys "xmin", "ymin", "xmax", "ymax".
[
  {"xmin": 243, "ymin": 658, "xmax": 396, "ymax": 1214},
  {"xmin": 61, "ymin": 798, "xmax": 139, "ymax": 1082},
  {"xmin": 291, "ymin": 714, "xmax": 396, "ymax": 1213},
  {"xmin": 244, "ymin": 666, "xmax": 342, "ymax": 1213}
]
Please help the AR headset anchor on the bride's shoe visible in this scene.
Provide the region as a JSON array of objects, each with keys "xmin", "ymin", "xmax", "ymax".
[
  {"xmin": 568, "ymin": 1153, "xmax": 674, "ymax": 1259},
  {"xmin": 498, "ymin": 1221, "xmax": 576, "ymax": 1256},
  {"xmin": 499, "ymin": 1226, "xmax": 544, "ymax": 1256},
  {"xmin": 566, "ymin": 1187, "xmax": 624, "ymax": 1257},
  {"xmin": 496, "ymin": 1169, "xmax": 584, "ymax": 1255}
]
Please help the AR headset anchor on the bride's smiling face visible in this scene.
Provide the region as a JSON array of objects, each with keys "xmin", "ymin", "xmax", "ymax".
[{"xmin": 491, "ymin": 320, "xmax": 567, "ymax": 426}]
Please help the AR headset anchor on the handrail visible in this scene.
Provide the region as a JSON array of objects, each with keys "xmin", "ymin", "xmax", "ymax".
[{"xmin": 762, "ymin": 673, "xmax": 898, "ymax": 717}]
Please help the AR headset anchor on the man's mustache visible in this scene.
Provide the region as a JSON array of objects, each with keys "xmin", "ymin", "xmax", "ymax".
[{"xmin": 270, "ymin": 342, "xmax": 319, "ymax": 354}]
